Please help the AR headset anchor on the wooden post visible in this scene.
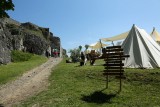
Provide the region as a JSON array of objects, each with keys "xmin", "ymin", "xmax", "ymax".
[
  {"xmin": 106, "ymin": 75, "xmax": 108, "ymax": 88},
  {"xmin": 120, "ymin": 75, "xmax": 122, "ymax": 91},
  {"xmin": 106, "ymin": 52, "xmax": 109, "ymax": 89},
  {"xmin": 120, "ymin": 52, "xmax": 122, "ymax": 91}
]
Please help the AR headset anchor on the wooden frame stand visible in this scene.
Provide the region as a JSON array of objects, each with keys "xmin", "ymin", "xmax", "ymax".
[{"xmin": 103, "ymin": 46, "xmax": 129, "ymax": 91}]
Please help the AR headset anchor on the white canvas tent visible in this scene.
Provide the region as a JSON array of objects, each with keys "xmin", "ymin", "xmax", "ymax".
[
  {"xmin": 122, "ymin": 25, "xmax": 160, "ymax": 68},
  {"xmin": 150, "ymin": 27, "xmax": 160, "ymax": 45},
  {"xmin": 89, "ymin": 41, "xmax": 107, "ymax": 49},
  {"xmin": 101, "ymin": 31, "xmax": 129, "ymax": 42}
]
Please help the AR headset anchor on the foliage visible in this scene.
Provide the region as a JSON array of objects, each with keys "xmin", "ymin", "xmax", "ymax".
[
  {"xmin": 0, "ymin": 0, "xmax": 15, "ymax": 18},
  {"xmin": 19, "ymin": 59, "xmax": 160, "ymax": 107},
  {"xmin": 0, "ymin": 54, "xmax": 47, "ymax": 85},
  {"xmin": 85, "ymin": 44, "xmax": 89, "ymax": 50},
  {"xmin": 68, "ymin": 48, "xmax": 81, "ymax": 62},
  {"xmin": 62, "ymin": 49, "xmax": 67, "ymax": 57},
  {"xmin": 78, "ymin": 45, "xmax": 82, "ymax": 51},
  {"xmin": 11, "ymin": 50, "xmax": 32, "ymax": 62}
]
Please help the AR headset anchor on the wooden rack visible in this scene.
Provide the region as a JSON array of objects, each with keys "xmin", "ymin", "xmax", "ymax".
[{"xmin": 103, "ymin": 46, "xmax": 129, "ymax": 91}]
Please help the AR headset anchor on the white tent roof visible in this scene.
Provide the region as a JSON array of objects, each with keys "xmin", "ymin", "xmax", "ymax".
[
  {"xmin": 101, "ymin": 31, "xmax": 129, "ymax": 42},
  {"xmin": 122, "ymin": 25, "xmax": 160, "ymax": 68},
  {"xmin": 150, "ymin": 27, "xmax": 160, "ymax": 42},
  {"xmin": 89, "ymin": 41, "xmax": 107, "ymax": 49}
]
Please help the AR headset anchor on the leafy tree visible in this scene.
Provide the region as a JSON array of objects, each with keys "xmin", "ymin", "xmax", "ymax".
[
  {"xmin": 0, "ymin": 0, "xmax": 15, "ymax": 18},
  {"xmin": 68, "ymin": 48, "xmax": 81, "ymax": 63},
  {"xmin": 78, "ymin": 45, "xmax": 82, "ymax": 52},
  {"xmin": 85, "ymin": 44, "xmax": 89, "ymax": 50}
]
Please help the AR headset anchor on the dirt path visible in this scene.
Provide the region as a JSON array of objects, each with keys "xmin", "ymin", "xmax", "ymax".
[{"xmin": 0, "ymin": 57, "xmax": 62, "ymax": 107}]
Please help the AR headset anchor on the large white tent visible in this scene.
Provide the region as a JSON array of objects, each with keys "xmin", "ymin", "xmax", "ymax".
[{"xmin": 122, "ymin": 25, "xmax": 160, "ymax": 68}]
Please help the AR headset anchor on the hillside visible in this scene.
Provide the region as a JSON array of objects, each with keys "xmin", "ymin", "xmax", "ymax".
[{"xmin": 0, "ymin": 18, "xmax": 64, "ymax": 64}]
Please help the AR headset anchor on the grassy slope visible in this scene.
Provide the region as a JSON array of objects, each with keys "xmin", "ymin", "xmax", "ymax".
[
  {"xmin": 19, "ymin": 59, "xmax": 160, "ymax": 107},
  {"xmin": 0, "ymin": 55, "xmax": 47, "ymax": 85}
]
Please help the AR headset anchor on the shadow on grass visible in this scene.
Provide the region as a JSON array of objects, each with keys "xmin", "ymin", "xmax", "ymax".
[{"xmin": 81, "ymin": 91, "xmax": 117, "ymax": 104}]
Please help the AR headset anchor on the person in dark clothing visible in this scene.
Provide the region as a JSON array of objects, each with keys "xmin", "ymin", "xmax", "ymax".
[
  {"xmin": 100, "ymin": 47, "xmax": 107, "ymax": 58},
  {"xmin": 89, "ymin": 50, "xmax": 96, "ymax": 65},
  {"xmin": 45, "ymin": 50, "xmax": 50, "ymax": 58},
  {"xmin": 80, "ymin": 52, "xmax": 85, "ymax": 66}
]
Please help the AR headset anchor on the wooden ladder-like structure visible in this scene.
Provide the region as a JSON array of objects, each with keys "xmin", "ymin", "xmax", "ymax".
[{"xmin": 103, "ymin": 46, "xmax": 129, "ymax": 91}]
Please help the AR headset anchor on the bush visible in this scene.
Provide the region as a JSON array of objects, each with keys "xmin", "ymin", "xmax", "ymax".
[
  {"xmin": 11, "ymin": 50, "xmax": 32, "ymax": 62},
  {"xmin": 69, "ymin": 48, "xmax": 81, "ymax": 63}
]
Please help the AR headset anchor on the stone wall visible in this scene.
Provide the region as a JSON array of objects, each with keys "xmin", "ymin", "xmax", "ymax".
[
  {"xmin": 23, "ymin": 33, "xmax": 48, "ymax": 55},
  {"xmin": 0, "ymin": 22, "xmax": 11, "ymax": 64},
  {"xmin": 0, "ymin": 18, "xmax": 62, "ymax": 64}
]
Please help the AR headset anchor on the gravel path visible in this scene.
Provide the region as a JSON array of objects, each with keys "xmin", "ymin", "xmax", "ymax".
[{"xmin": 0, "ymin": 57, "xmax": 62, "ymax": 107}]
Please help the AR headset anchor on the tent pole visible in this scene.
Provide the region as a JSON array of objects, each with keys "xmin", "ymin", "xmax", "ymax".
[
  {"xmin": 100, "ymin": 39, "xmax": 103, "ymax": 54},
  {"xmin": 112, "ymin": 41, "xmax": 114, "ymax": 46},
  {"xmin": 106, "ymin": 75, "xmax": 108, "ymax": 89}
]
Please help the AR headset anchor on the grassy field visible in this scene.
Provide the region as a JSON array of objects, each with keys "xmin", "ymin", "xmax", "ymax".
[
  {"xmin": 18, "ymin": 59, "xmax": 160, "ymax": 107},
  {"xmin": 0, "ymin": 54, "xmax": 47, "ymax": 85}
]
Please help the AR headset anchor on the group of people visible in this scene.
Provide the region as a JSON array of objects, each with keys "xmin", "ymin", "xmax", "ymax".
[
  {"xmin": 66, "ymin": 48, "xmax": 106, "ymax": 66},
  {"xmin": 80, "ymin": 50, "xmax": 101, "ymax": 66},
  {"xmin": 79, "ymin": 47, "xmax": 108, "ymax": 66},
  {"xmin": 45, "ymin": 49, "xmax": 59, "ymax": 58}
]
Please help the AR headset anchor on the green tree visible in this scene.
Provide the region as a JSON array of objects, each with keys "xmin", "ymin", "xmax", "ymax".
[
  {"xmin": 68, "ymin": 48, "xmax": 80, "ymax": 62},
  {"xmin": 0, "ymin": 0, "xmax": 15, "ymax": 18},
  {"xmin": 85, "ymin": 44, "xmax": 89, "ymax": 50},
  {"xmin": 78, "ymin": 45, "xmax": 82, "ymax": 52}
]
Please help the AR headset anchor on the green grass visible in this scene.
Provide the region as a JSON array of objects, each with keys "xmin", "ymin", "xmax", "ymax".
[
  {"xmin": 17, "ymin": 59, "xmax": 160, "ymax": 107},
  {"xmin": 0, "ymin": 54, "xmax": 48, "ymax": 85},
  {"xmin": 11, "ymin": 50, "xmax": 32, "ymax": 62}
]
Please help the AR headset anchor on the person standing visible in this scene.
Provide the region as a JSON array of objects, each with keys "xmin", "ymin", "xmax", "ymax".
[{"xmin": 80, "ymin": 52, "xmax": 85, "ymax": 66}]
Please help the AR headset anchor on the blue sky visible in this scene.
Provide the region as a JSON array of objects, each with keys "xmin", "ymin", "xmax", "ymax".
[{"xmin": 8, "ymin": 0, "xmax": 160, "ymax": 52}]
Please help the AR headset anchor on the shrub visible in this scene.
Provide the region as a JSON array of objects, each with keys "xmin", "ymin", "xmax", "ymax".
[
  {"xmin": 68, "ymin": 48, "xmax": 81, "ymax": 63},
  {"xmin": 11, "ymin": 50, "xmax": 32, "ymax": 62}
]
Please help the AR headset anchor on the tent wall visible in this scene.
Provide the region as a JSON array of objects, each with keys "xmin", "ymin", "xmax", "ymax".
[{"xmin": 122, "ymin": 25, "xmax": 160, "ymax": 68}]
